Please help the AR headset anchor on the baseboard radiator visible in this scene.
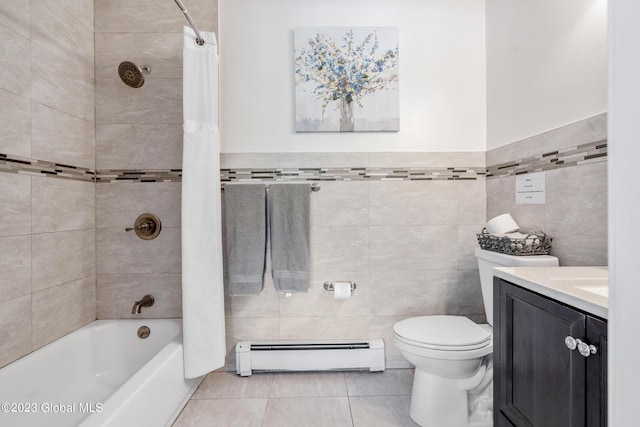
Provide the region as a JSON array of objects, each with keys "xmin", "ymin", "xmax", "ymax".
[{"xmin": 235, "ymin": 339, "xmax": 385, "ymax": 376}]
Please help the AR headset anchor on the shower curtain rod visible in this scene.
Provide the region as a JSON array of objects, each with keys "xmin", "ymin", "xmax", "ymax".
[{"xmin": 174, "ymin": 0, "xmax": 205, "ymax": 46}]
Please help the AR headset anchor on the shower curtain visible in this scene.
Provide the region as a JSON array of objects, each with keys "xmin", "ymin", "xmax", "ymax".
[{"xmin": 181, "ymin": 27, "xmax": 225, "ymax": 379}]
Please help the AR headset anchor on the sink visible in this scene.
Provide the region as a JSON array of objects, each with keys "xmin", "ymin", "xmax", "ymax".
[{"xmin": 575, "ymin": 285, "xmax": 608, "ymax": 297}]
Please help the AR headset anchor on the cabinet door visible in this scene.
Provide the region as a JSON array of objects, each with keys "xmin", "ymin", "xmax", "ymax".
[
  {"xmin": 496, "ymin": 279, "xmax": 586, "ymax": 427},
  {"xmin": 586, "ymin": 316, "xmax": 607, "ymax": 427}
]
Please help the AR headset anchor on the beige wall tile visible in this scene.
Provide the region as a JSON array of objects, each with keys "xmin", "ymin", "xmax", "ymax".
[
  {"xmin": 51, "ymin": 0, "xmax": 94, "ymax": 31},
  {"xmin": 370, "ymin": 225, "xmax": 459, "ymax": 271},
  {"xmin": 96, "ymin": 227, "xmax": 181, "ymax": 274},
  {"xmin": 370, "ymin": 180, "xmax": 458, "ymax": 226},
  {"xmin": 32, "ymin": 276, "xmax": 96, "ymax": 349},
  {"xmin": 0, "ymin": 25, "xmax": 30, "ymax": 97},
  {"xmin": 96, "ymin": 124, "xmax": 182, "ymax": 170},
  {"xmin": 96, "ymin": 182, "xmax": 181, "ymax": 228},
  {"xmin": 0, "ymin": 236, "xmax": 31, "ymax": 303},
  {"xmin": 31, "ymin": 43, "xmax": 94, "ymax": 121},
  {"xmin": 279, "ymin": 316, "xmax": 370, "ymax": 341},
  {"xmin": 550, "ymin": 234, "xmax": 608, "ymax": 267},
  {"xmin": 32, "ymin": 229, "xmax": 96, "ymax": 292},
  {"xmin": 97, "ymin": 273, "xmax": 182, "ymax": 319},
  {"xmin": 310, "ymin": 226, "xmax": 369, "ymax": 272},
  {"xmin": 95, "ymin": 0, "xmax": 217, "ymax": 34},
  {"xmin": 95, "ymin": 78, "xmax": 181, "ymax": 124},
  {"xmin": 0, "ymin": 295, "xmax": 32, "ymax": 368},
  {"xmin": 310, "ymin": 181, "xmax": 369, "ymax": 227},
  {"xmin": 226, "ymin": 284, "xmax": 280, "ymax": 319},
  {"xmin": 458, "ymin": 179, "xmax": 486, "ymax": 225},
  {"xmin": 0, "ymin": 0, "xmax": 30, "ymax": 39},
  {"xmin": 545, "ymin": 162, "xmax": 607, "ymax": 238},
  {"xmin": 95, "ymin": 32, "xmax": 183, "ymax": 80},
  {"xmin": 370, "ymin": 270, "xmax": 458, "ymax": 316},
  {"xmin": 32, "ymin": 177, "xmax": 95, "ymax": 233},
  {"xmin": 457, "ymin": 269, "xmax": 485, "ymax": 315},
  {"xmin": 31, "ymin": 0, "xmax": 93, "ymax": 64},
  {"xmin": 0, "ymin": 89, "xmax": 31, "ymax": 157},
  {"xmin": 459, "ymin": 224, "xmax": 484, "ymax": 270},
  {"xmin": 0, "ymin": 173, "xmax": 31, "ymax": 237},
  {"xmin": 32, "ymin": 103, "xmax": 95, "ymax": 168}
]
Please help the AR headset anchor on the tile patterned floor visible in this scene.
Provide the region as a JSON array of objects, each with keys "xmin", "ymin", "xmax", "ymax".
[{"xmin": 172, "ymin": 369, "xmax": 419, "ymax": 427}]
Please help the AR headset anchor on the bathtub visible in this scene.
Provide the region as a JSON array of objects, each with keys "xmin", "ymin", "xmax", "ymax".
[{"xmin": 0, "ymin": 319, "xmax": 202, "ymax": 427}]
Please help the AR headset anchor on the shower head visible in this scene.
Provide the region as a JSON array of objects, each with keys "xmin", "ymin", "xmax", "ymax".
[{"xmin": 118, "ymin": 61, "xmax": 151, "ymax": 88}]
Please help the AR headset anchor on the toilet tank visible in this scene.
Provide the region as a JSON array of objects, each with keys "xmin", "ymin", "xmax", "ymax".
[{"xmin": 474, "ymin": 248, "xmax": 559, "ymax": 325}]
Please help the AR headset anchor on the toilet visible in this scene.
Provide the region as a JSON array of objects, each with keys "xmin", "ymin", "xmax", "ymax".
[{"xmin": 393, "ymin": 248, "xmax": 559, "ymax": 427}]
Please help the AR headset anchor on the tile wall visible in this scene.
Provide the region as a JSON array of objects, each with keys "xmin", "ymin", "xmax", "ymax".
[
  {"xmin": 94, "ymin": 0, "xmax": 217, "ymax": 319},
  {"xmin": 0, "ymin": 1, "xmax": 95, "ymax": 368},
  {"xmin": 486, "ymin": 113, "xmax": 608, "ymax": 266},
  {"xmin": 220, "ymin": 152, "xmax": 487, "ymax": 369}
]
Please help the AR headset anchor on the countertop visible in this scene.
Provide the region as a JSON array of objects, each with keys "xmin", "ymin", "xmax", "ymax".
[{"xmin": 492, "ymin": 266, "xmax": 608, "ymax": 320}]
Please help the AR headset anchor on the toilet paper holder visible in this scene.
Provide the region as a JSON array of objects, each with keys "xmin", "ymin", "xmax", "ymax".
[{"xmin": 323, "ymin": 281, "xmax": 356, "ymax": 292}]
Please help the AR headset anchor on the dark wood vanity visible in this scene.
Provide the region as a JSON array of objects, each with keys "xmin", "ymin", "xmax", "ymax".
[{"xmin": 494, "ymin": 278, "xmax": 607, "ymax": 427}]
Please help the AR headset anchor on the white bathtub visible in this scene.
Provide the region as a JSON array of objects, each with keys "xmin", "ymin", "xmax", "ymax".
[{"xmin": 0, "ymin": 319, "xmax": 202, "ymax": 427}]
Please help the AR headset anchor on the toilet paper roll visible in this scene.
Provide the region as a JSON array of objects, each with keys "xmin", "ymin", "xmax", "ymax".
[
  {"xmin": 485, "ymin": 213, "xmax": 520, "ymax": 234},
  {"xmin": 333, "ymin": 282, "xmax": 351, "ymax": 300}
]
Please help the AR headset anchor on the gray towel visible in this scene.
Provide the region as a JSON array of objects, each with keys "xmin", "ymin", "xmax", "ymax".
[
  {"xmin": 268, "ymin": 184, "xmax": 310, "ymax": 293},
  {"xmin": 223, "ymin": 184, "xmax": 267, "ymax": 295}
]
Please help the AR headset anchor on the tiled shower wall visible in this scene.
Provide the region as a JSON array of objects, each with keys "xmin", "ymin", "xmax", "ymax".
[
  {"xmin": 94, "ymin": 0, "xmax": 217, "ymax": 319},
  {"xmin": 486, "ymin": 113, "xmax": 608, "ymax": 266},
  {"xmin": 0, "ymin": 1, "xmax": 95, "ymax": 368}
]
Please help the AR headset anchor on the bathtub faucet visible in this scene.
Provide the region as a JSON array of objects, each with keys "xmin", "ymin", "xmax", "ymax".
[{"xmin": 132, "ymin": 294, "xmax": 155, "ymax": 314}]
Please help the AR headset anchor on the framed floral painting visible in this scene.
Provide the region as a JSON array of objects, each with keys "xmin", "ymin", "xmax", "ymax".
[{"xmin": 294, "ymin": 27, "xmax": 399, "ymax": 132}]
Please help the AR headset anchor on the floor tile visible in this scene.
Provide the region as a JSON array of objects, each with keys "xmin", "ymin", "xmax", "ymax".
[
  {"xmin": 262, "ymin": 397, "xmax": 353, "ymax": 427},
  {"xmin": 173, "ymin": 398, "xmax": 267, "ymax": 427},
  {"xmin": 269, "ymin": 371, "xmax": 348, "ymax": 397},
  {"xmin": 192, "ymin": 371, "xmax": 274, "ymax": 399},
  {"xmin": 350, "ymin": 396, "xmax": 418, "ymax": 427},
  {"xmin": 345, "ymin": 369, "xmax": 414, "ymax": 396}
]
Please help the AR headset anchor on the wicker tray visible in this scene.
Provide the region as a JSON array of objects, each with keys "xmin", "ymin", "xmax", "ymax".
[{"xmin": 476, "ymin": 228, "xmax": 552, "ymax": 256}]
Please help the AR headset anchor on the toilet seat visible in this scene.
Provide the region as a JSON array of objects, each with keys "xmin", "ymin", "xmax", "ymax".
[{"xmin": 393, "ymin": 315, "xmax": 491, "ymax": 351}]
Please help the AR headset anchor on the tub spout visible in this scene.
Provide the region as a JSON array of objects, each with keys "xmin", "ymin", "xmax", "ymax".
[{"xmin": 132, "ymin": 295, "xmax": 155, "ymax": 314}]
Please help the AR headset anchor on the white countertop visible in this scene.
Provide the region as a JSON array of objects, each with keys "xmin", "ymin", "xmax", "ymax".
[{"xmin": 492, "ymin": 266, "xmax": 608, "ymax": 320}]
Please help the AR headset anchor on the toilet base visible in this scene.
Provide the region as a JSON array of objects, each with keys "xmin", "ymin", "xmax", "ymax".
[{"xmin": 409, "ymin": 368, "xmax": 493, "ymax": 427}]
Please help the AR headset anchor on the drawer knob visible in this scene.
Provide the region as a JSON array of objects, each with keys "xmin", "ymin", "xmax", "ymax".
[{"xmin": 565, "ymin": 336, "xmax": 598, "ymax": 357}]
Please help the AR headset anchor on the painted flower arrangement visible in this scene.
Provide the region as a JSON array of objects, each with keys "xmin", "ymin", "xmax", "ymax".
[{"xmin": 295, "ymin": 28, "xmax": 399, "ymax": 132}]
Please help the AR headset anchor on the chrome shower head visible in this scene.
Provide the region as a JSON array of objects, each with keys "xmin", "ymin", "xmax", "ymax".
[{"xmin": 118, "ymin": 61, "xmax": 151, "ymax": 88}]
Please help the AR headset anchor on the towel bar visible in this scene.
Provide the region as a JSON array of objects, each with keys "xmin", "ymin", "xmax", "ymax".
[{"xmin": 221, "ymin": 182, "xmax": 320, "ymax": 192}]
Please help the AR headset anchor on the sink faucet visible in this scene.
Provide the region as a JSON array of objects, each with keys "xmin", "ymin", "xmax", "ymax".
[{"xmin": 131, "ymin": 295, "xmax": 155, "ymax": 314}]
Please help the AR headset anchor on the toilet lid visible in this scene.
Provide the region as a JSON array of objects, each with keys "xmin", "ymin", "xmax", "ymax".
[{"xmin": 393, "ymin": 316, "xmax": 491, "ymax": 350}]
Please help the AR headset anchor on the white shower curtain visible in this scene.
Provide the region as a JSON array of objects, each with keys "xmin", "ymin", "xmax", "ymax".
[{"xmin": 181, "ymin": 27, "xmax": 225, "ymax": 379}]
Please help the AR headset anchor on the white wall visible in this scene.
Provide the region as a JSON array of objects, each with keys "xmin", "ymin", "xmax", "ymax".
[
  {"xmin": 608, "ymin": 0, "xmax": 640, "ymax": 424},
  {"xmin": 486, "ymin": 0, "xmax": 607, "ymax": 149},
  {"xmin": 218, "ymin": 0, "xmax": 486, "ymax": 153}
]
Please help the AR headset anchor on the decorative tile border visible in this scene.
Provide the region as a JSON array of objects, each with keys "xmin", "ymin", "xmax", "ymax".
[
  {"xmin": 220, "ymin": 166, "xmax": 483, "ymax": 183},
  {"xmin": 486, "ymin": 140, "xmax": 607, "ymax": 178},
  {"xmin": 95, "ymin": 169, "xmax": 182, "ymax": 183},
  {"xmin": 0, "ymin": 153, "xmax": 95, "ymax": 182},
  {"xmin": 1, "ymin": 141, "xmax": 607, "ymax": 184}
]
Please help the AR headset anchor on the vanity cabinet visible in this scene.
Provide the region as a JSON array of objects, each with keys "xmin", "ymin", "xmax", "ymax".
[{"xmin": 494, "ymin": 278, "xmax": 607, "ymax": 427}]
